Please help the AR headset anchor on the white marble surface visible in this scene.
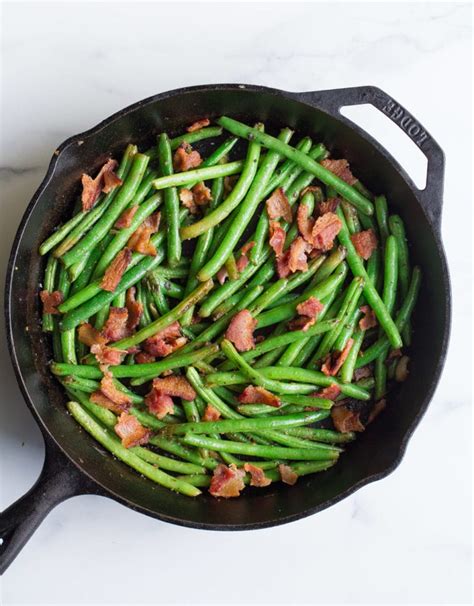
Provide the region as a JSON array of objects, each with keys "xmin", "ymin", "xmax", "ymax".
[{"xmin": 0, "ymin": 2, "xmax": 472, "ymax": 604}]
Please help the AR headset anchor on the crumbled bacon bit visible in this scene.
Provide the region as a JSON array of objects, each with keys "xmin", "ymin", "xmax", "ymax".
[
  {"xmin": 297, "ymin": 297, "xmax": 324, "ymax": 319},
  {"xmin": 77, "ymin": 323, "xmax": 107, "ymax": 347},
  {"xmin": 241, "ymin": 241, "xmax": 255, "ymax": 256},
  {"xmin": 209, "ymin": 464, "xmax": 246, "ymax": 498},
  {"xmin": 354, "ymin": 366, "xmax": 372, "ymax": 381},
  {"xmin": 114, "ymin": 412, "xmax": 151, "ymax": 448},
  {"xmin": 100, "ymin": 248, "xmax": 132, "ymax": 292},
  {"xmin": 321, "ymin": 158, "xmax": 357, "ymax": 185},
  {"xmin": 236, "ymin": 241, "xmax": 255, "ymax": 274},
  {"xmin": 288, "ymin": 315, "xmax": 316, "ymax": 331},
  {"xmin": 359, "ymin": 305, "xmax": 377, "ymax": 330},
  {"xmin": 102, "ymin": 307, "xmax": 130, "ymax": 342},
  {"xmin": 187, "ymin": 118, "xmax": 210, "ymax": 132},
  {"xmin": 266, "ymin": 188, "xmax": 292, "ymax": 222},
  {"xmin": 367, "ymin": 399, "xmax": 386, "ymax": 424},
  {"xmin": 40, "ymin": 290, "xmax": 63, "ymax": 314},
  {"xmin": 387, "ymin": 348, "xmax": 402, "ymax": 361},
  {"xmin": 125, "ymin": 287, "xmax": 143, "ymax": 330},
  {"xmin": 321, "ymin": 338, "xmax": 354, "ymax": 376},
  {"xmin": 288, "ymin": 237, "xmax": 310, "ymax": 273},
  {"xmin": 151, "ymin": 375, "xmax": 196, "ymax": 400},
  {"xmin": 238, "ymin": 385, "xmax": 281, "ymax": 407},
  {"xmin": 90, "ymin": 390, "xmax": 127, "ymax": 415},
  {"xmin": 192, "ymin": 182, "xmax": 212, "ymax": 206},
  {"xmin": 269, "ymin": 221, "xmax": 286, "ymax": 258},
  {"xmin": 100, "ymin": 370, "xmax": 132, "ymax": 407},
  {"xmin": 90, "ymin": 343, "xmax": 126, "ymax": 366},
  {"xmin": 331, "ymin": 405, "xmax": 364, "ymax": 433},
  {"xmin": 297, "ymin": 202, "xmax": 315, "ymax": 243},
  {"xmin": 350, "ymin": 229, "xmax": 377, "ymax": 260},
  {"xmin": 115, "ymin": 205, "xmax": 138, "ymax": 229},
  {"xmin": 395, "ymin": 355, "xmax": 410, "ymax": 382},
  {"xmin": 203, "ymin": 405, "xmax": 221, "ymax": 422},
  {"xmin": 127, "ymin": 212, "xmax": 160, "ymax": 256},
  {"xmin": 173, "ymin": 143, "xmax": 202, "ymax": 171},
  {"xmin": 317, "ymin": 197, "xmax": 341, "ymax": 216},
  {"xmin": 135, "ymin": 351, "xmax": 156, "ymax": 364},
  {"xmin": 143, "ymin": 321, "xmax": 186, "ymax": 357},
  {"xmin": 279, "ymin": 464, "xmax": 298, "ymax": 485},
  {"xmin": 225, "ymin": 309, "xmax": 257, "ymax": 352},
  {"xmin": 81, "ymin": 159, "xmax": 121, "ymax": 212},
  {"xmin": 145, "ymin": 389, "xmax": 174, "ymax": 419},
  {"xmin": 244, "ymin": 463, "xmax": 272, "ymax": 487},
  {"xmin": 276, "ymin": 249, "xmax": 292, "ymax": 278},
  {"xmin": 179, "ymin": 188, "xmax": 198, "ymax": 215},
  {"xmin": 311, "ymin": 212, "xmax": 342, "ymax": 251},
  {"xmin": 312, "ymin": 384, "xmax": 341, "ymax": 400},
  {"xmin": 216, "ymin": 266, "xmax": 229, "ymax": 285},
  {"xmin": 300, "ymin": 185, "xmax": 323, "ymax": 200}
]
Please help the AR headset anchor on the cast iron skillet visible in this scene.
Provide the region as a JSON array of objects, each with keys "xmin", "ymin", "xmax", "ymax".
[{"xmin": 1, "ymin": 84, "xmax": 450, "ymax": 574}]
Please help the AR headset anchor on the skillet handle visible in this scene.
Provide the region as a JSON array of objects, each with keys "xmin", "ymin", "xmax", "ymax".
[
  {"xmin": 298, "ymin": 85, "xmax": 445, "ymax": 229},
  {"xmin": 0, "ymin": 434, "xmax": 100, "ymax": 575}
]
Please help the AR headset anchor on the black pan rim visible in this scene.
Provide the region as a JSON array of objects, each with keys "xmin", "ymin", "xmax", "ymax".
[{"xmin": 4, "ymin": 82, "xmax": 452, "ymax": 530}]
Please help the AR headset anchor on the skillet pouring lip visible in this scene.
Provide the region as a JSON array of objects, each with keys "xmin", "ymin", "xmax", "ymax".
[{"xmin": 4, "ymin": 83, "xmax": 451, "ymax": 531}]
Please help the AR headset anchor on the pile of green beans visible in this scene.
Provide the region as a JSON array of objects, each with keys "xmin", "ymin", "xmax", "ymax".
[{"xmin": 39, "ymin": 117, "xmax": 420, "ymax": 499}]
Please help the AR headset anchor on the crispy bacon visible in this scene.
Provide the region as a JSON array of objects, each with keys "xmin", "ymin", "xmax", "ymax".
[
  {"xmin": 81, "ymin": 159, "xmax": 121, "ymax": 212},
  {"xmin": 359, "ymin": 305, "xmax": 377, "ymax": 330},
  {"xmin": 244, "ymin": 463, "xmax": 272, "ymax": 487},
  {"xmin": 317, "ymin": 197, "xmax": 341, "ymax": 216},
  {"xmin": 321, "ymin": 158, "xmax": 357, "ymax": 185},
  {"xmin": 143, "ymin": 321, "xmax": 185, "ymax": 357},
  {"xmin": 179, "ymin": 188, "xmax": 198, "ymax": 215},
  {"xmin": 300, "ymin": 185, "xmax": 323, "ymax": 199},
  {"xmin": 77, "ymin": 323, "xmax": 107, "ymax": 347},
  {"xmin": 187, "ymin": 118, "xmax": 210, "ymax": 132},
  {"xmin": 367, "ymin": 399, "xmax": 386, "ymax": 424},
  {"xmin": 203, "ymin": 405, "xmax": 221, "ymax": 422},
  {"xmin": 279, "ymin": 464, "xmax": 298, "ymax": 485},
  {"xmin": 127, "ymin": 212, "xmax": 160, "ymax": 256},
  {"xmin": 350, "ymin": 229, "xmax": 377, "ymax": 260},
  {"xmin": 115, "ymin": 205, "xmax": 138, "ymax": 229},
  {"xmin": 192, "ymin": 182, "xmax": 212, "ymax": 206},
  {"xmin": 311, "ymin": 212, "xmax": 342, "ymax": 251},
  {"xmin": 269, "ymin": 221, "xmax": 286, "ymax": 258},
  {"xmin": 288, "ymin": 315, "xmax": 316, "ymax": 331},
  {"xmin": 102, "ymin": 307, "xmax": 130, "ymax": 342},
  {"xmin": 135, "ymin": 351, "xmax": 156, "ymax": 364},
  {"xmin": 354, "ymin": 366, "xmax": 372, "ymax": 381},
  {"xmin": 173, "ymin": 143, "xmax": 202, "ymax": 171},
  {"xmin": 100, "ymin": 370, "xmax": 132, "ymax": 407},
  {"xmin": 151, "ymin": 375, "xmax": 196, "ymax": 400},
  {"xmin": 331, "ymin": 405, "xmax": 364, "ymax": 433},
  {"xmin": 100, "ymin": 248, "xmax": 132, "ymax": 292},
  {"xmin": 90, "ymin": 390, "xmax": 127, "ymax": 415},
  {"xmin": 387, "ymin": 348, "xmax": 402, "ymax": 361},
  {"xmin": 297, "ymin": 297, "xmax": 324, "ymax": 319},
  {"xmin": 236, "ymin": 254, "xmax": 249, "ymax": 273},
  {"xmin": 114, "ymin": 412, "xmax": 151, "ymax": 448},
  {"xmin": 40, "ymin": 290, "xmax": 63, "ymax": 314},
  {"xmin": 216, "ymin": 266, "xmax": 229, "ymax": 285},
  {"xmin": 395, "ymin": 355, "xmax": 410, "ymax": 382},
  {"xmin": 225, "ymin": 309, "xmax": 257, "ymax": 352},
  {"xmin": 238, "ymin": 385, "xmax": 281, "ymax": 407},
  {"xmin": 297, "ymin": 202, "xmax": 315, "ymax": 243},
  {"xmin": 288, "ymin": 237, "xmax": 310, "ymax": 273},
  {"xmin": 90, "ymin": 343, "xmax": 126, "ymax": 366},
  {"xmin": 266, "ymin": 188, "xmax": 292, "ymax": 222},
  {"xmin": 276, "ymin": 249, "xmax": 292, "ymax": 278},
  {"xmin": 312, "ymin": 384, "xmax": 341, "ymax": 400},
  {"xmin": 321, "ymin": 338, "xmax": 354, "ymax": 376},
  {"xmin": 209, "ymin": 464, "xmax": 246, "ymax": 498},
  {"xmin": 145, "ymin": 389, "xmax": 174, "ymax": 419},
  {"xmin": 125, "ymin": 286, "xmax": 143, "ymax": 330}
]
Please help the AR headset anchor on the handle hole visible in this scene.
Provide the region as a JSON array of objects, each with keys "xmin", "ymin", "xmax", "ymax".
[{"xmin": 340, "ymin": 104, "xmax": 427, "ymax": 189}]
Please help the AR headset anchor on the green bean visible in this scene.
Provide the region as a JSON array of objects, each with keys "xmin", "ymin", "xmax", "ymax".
[
  {"xmin": 69, "ymin": 234, "xmax": 113, "ymax": 296},
  {"xmin": 341, "ymin": 200, "xmax": 361, "ymax": 234},
  {"xmin": 382, "ymin": 235, "xmax": 399, "ymax": 316},
  {"xmin": 180, "ymin": 129, "xmax": 264, "ymax": 241},
  {"xmin": 67, "ymin": 401, "xmax": 201, "ymax": 496},
  {"xmin": 158, "ymin": 133, "xmax": 181, "ymax": 266},
  {"xmin": 375, "ymin": 195, "xmax": 390, "ymax": 248},
  {"xmin": 374, "ymin": 355, "xmax": 387, "ymax": 400},
  {"xmin": 224, "ymin": 253, "xmax": 239, "ymax": 280},
  {"xmin": 152, "ymin": 160, "xmax": 243, "ymax": 191},
  {"xmin": 248, "ymin": 279, "xmax": 289, "ymax": 316},
  {"xmin": 283, "ymin": 427, "xmax": 355, "ymax": 444},
  {"xmin": 184, "ymin": 136, "xmax": 239, "ymax": 190},
  {"xmin": 39, "ymin": 211, "xmax": 85, "ymax": 256},
  {"xmin": 169, "ymin": 126, "xmax": 223, "ymax": 150},
  {"xmin": 340, "ymin": 328, "xmax": 365, "ymax": 383},
  {"xmin": 260, "ymin": 137, "xmax": 313, "ymax": 197},
  {"xmin": 176, "ymin": 474, "xmax": 211, "ymax": 487},
  {"xmin": 389, "ymin": 214, "xmax": 411, "ymax": 344},
  {"xmin": 112, "ymin": 291, "xmax": 126, "ymax": 307},
  {"xmin": 217, "ymin": 116, "xmax": 374, "ymax": 216},
  {"xmin": 52, "ymin": 317, "xmax": 63, "ymax": 362},
  {"xmin": 41, "ymin": 255, "xmax": 59, "ymax": 332},
  {"xmin": 336, "ymin": 207, "xmax": 402, "ymax": 348}
]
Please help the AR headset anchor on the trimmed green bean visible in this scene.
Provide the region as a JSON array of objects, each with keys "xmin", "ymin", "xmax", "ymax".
[
  {"xmin": 158, "ymin": 133, "xmax": 181, "ymax": 266},
  {"xmin": 169, "ymin": 126, "xmax": 223, "ymax": 150}
]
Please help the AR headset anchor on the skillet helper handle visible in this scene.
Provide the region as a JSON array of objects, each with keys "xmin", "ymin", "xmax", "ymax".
[
  {"xmin": 0, "ymin": 435, "xmax": 99, "ymax": 575},
  {"xmin": 299, "ymin": 85, "xmax": 445, "ymax": 230}
]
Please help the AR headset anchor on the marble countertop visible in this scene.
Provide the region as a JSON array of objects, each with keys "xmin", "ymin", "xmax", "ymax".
[{"xmin": 0, "ymin": 2, "xmax": 471, "ymax": 604}]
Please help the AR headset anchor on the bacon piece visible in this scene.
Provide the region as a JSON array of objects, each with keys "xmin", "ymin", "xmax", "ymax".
[
  {"xmin": 127, "ymin": 212, "xmax": 160, "ymax": 256},
  {"xmin": 151, "ymin": 375, "xmax": 196, "ymax": 400},
  {"xmin": 311, "ymin": 212, "xmax": 342, "ymax": 251},
  {"xmin": 278, "ymin": 464, "xmax": 298, "ymax": 486},
  {"xmin": 300, "ymin": 185, "xmax": 323, "ymax": 199},
  {"xmin": 317, "ymin": 197, "xmax": 341, "ymax": 216},
  {"xmin": 90, "ymin": 343, "xmax": 126, "ymax": 366},
  {"xmin": 100, "ymin": 248, "xmax": 132, "ymax": 292},
  {"xmin": 77, "ymin": 322, "xmax": 108, "ymax": 347},
  {"xmin": 321, "ymin": 158, "xmax": 357, "ymax": 185},
  {"xmin": 115, "ymin": 205, "xmax": 138, "ymax": 229},
  {"xmin": 312, "ymin": 384, "xmax": 341, "ymax": 400},
  {"xmin": 125, "ymin": 286, "xmax": 143, "ymax": 330},
  {"xmin": 288, "ymin": 316, "xmax": 316, "ymax": 331},
  {"xmin": 354, "ymin": 366, "xmax": 372, "ymax": 381},
  {"xmin": 269, "ymin": 221, "xmax": 286, "ymax": 258},
  {"xmin": 266, "ymin": 188, "xmax": 292, "ymax": 222},
  {"xmin": 225, "ymin": 309, "xmax": 257, "ymax": 352},
  {"xmin": 236, "ymin": 254, "xmax": 249, "ymax": 273},
  {"xmin": 288, "ymin": 237, "xmax": 310, "ymax": 273},
  {"xmin": 297, "ymin": 202, "xmax": 315, "ymax": 243},
  {"xmin": 216, "ymin": 266, "xmax": 228, "ymax": 285},
  {"xmin": 276, "ymin": 249, "xmax": 291, "ymax": 278},
  {"xmin": 395, "ymin": 355, "xmax": 410, "ymax": 382},
  {"xmin": 367, "ymin": 399, "xmax": 386, "ymax": 424},
  {"xmin": 187, "ymin": 118, "xmax": 210, "ymax": 132},
  {"xmin": 321, "ymin": 338, "xmax": 354, "ymax": 376},
  {"xmin": 297, "ymin": 297, "xmax": 324, "ymax": 319},
  {"xmin": 90, "ymin": 390, "xmax": 128, "ymax": 415},
  {"xmin": 238, "ymin": 385, "xmax": 281, "ymax": 407},
  {"xmin": 143, "ymin": 321, "xmax": 185, "ymax": 357},
  {"xmin": 244, "ymin": 463, "xmax": 272, "ymax": 487},
  {"xmin": 203, "ymin": 405, "xmax": 221, "ymax": 422},
  {"xmin": 102, "ymin": 307, "xmax": 130, "ymax": 342},
  {"xmin": 81, "ymin": 159, "xmax": 121, "ymax": 212},
  {"xmin": 359, "ymin": 305, "xmax": 377, "ymax": 330},
  {"xmin": 135, "ymin": 351, "xmax": 155, "ymax": 364},
  {"xmin": 387, "ymin": 347, "xmax": 402, "ymax": 361},
  {"xmin": 192, "ymin": 182, "xmax": 212, "ymax": 206},
  {"xmin": 209, "ymin": 464, "xmax": 246, "ymax": 498},
  {"xmin": 114, "ymin": 412, "xmax": 151, "ymax": 448},
  {"xmin": 331, "ymin": 405, "xmax": 364, "ymax": 433},
  {"xmin": 173, "ymin": 143, "xmax": 202, "ymax": 171},
  {"xmin": 100, "ymin": 370, "xmax": 132, "ymax": 407},
  {"xmin": 145, "ymin": 389, "xmax": 174, "ymax": 419},
  {"xmin": 179, "ymin": 188, "xmax": 198, "ymax": 215},
  {"xmin": 350, "ymin": 229, "xmax": 377, "ymax": 260},
  {"xmin": 40, "ymin": 290, "xmax": 63, "ymax": 314}
]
